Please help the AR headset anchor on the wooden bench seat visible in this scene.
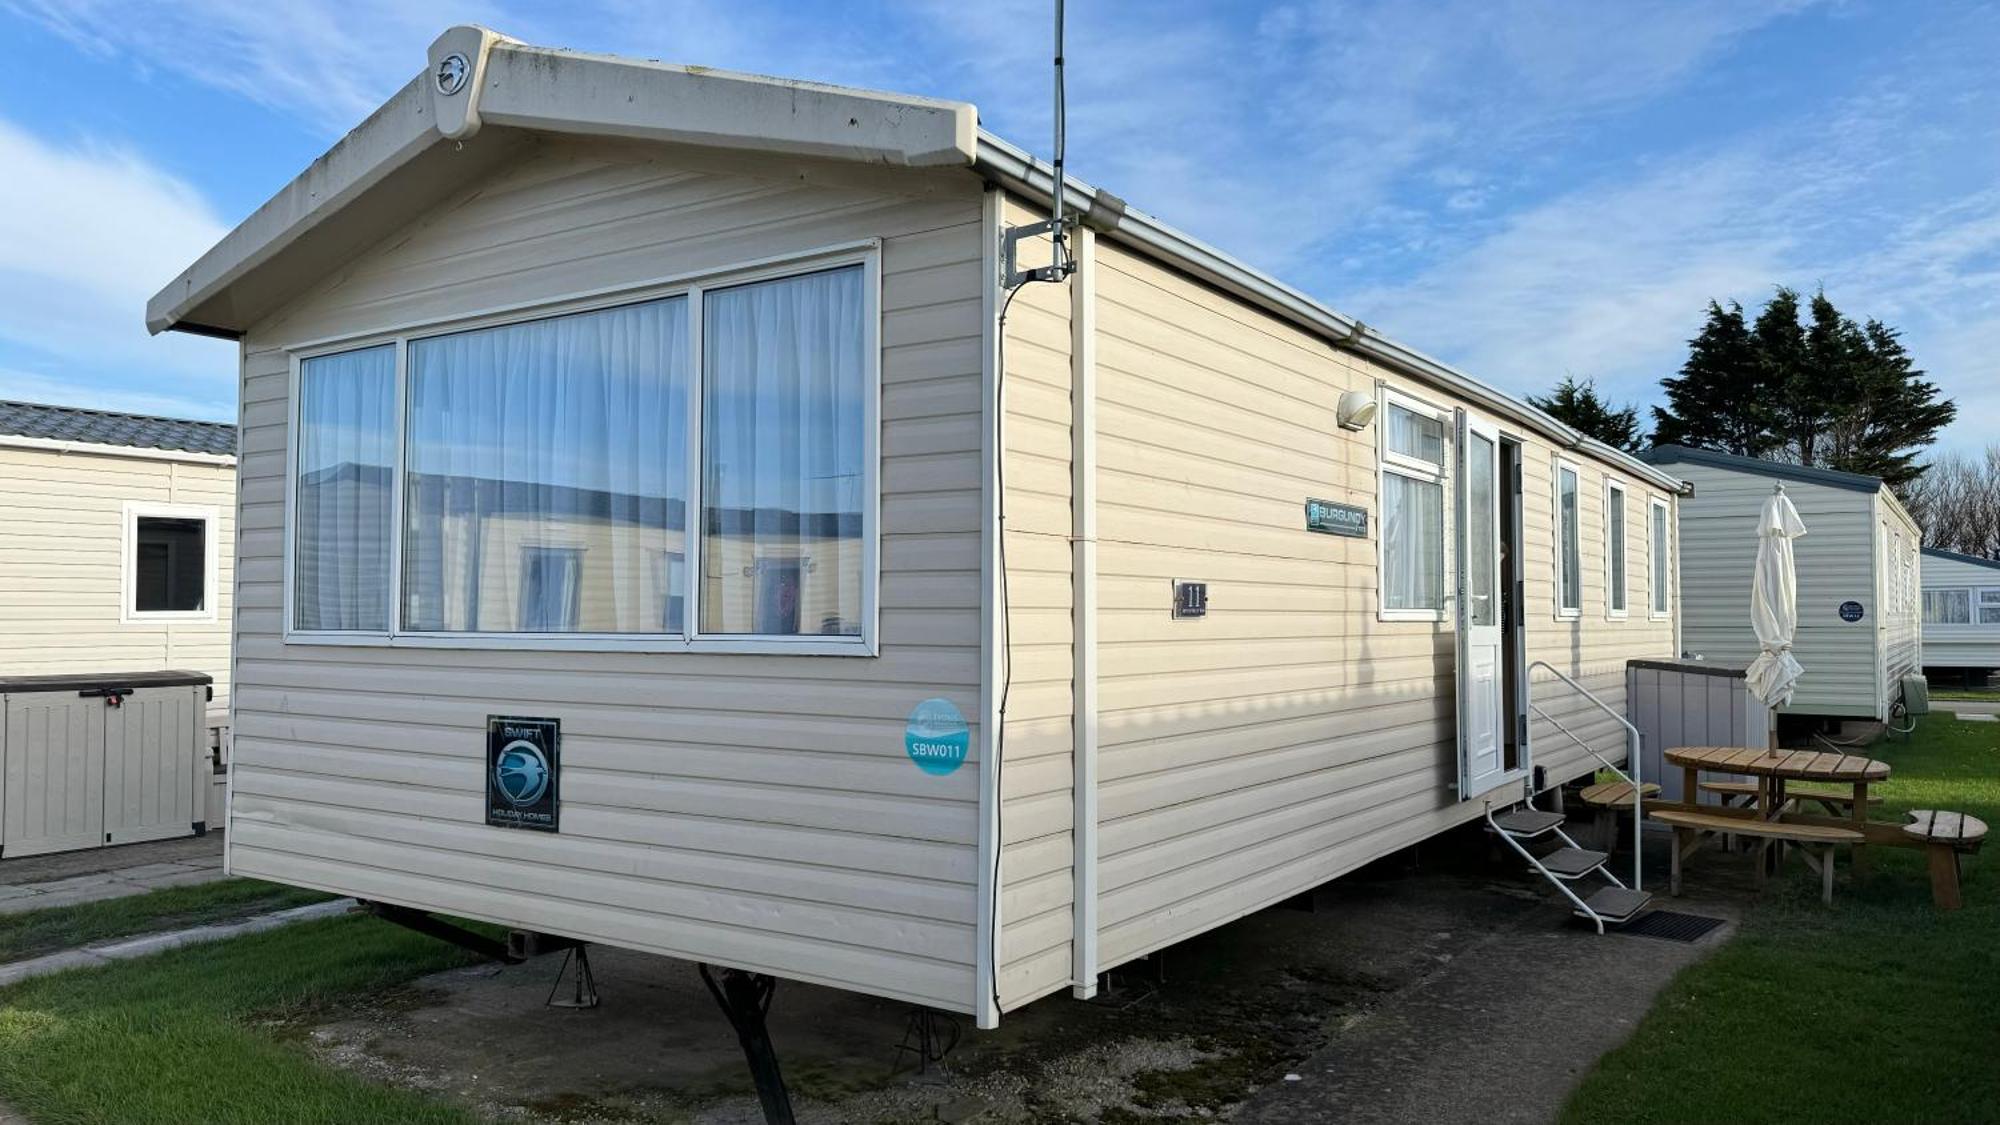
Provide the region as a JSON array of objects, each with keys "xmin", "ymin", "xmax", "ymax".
[
  {"xmin": 1903, "ymin": 810, "xmax": 1988, "ymax": 911},
  {"xmin": 1579, "ymin": 780, "xmax": 1659, "ymax": 806},
  {"xmin": 1651, "ymin": 809, "xmax": 1864, "ymax": 905}
]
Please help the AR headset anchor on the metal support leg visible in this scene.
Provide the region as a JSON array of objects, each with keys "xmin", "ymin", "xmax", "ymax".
[
  {"xmin": 700, "ymin": 965, "xmax": 795, "ymax": 1125},
  {"xmin": 893, "ymin": 1007, "xmax": 962, "ymax": 1075},
  {"xmin": 546, "ymin": 946, "xmax": 600, "ymax": 1009}
]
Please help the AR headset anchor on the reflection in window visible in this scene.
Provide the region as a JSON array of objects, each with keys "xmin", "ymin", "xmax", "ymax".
[
  {"xmin": 701, "ymin": 266, "xmax": 865, "ymax": 636},
  {"xmin": 401, "ymin": 298, "xmax": 689, "ymax": 634},
  {"xmin": 518, "ymin": 547, "xmax": 583, "ymax": 631},
  {"xmin": 297, "ymin": 344, "xmax": 395, "ymax": 631}
]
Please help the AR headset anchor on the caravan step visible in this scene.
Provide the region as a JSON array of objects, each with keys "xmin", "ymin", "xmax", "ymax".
[
  {"xmin": 1538, "ymin": 847, "xmax": 1611, "ymax": 879},
  {"xmin": 1492, "ymin": 809, "xmax": 1566, "ymax": 838},
  {"xmin": 1576, "ymin": 886, "xmax": 1653, "ymax": 924}
]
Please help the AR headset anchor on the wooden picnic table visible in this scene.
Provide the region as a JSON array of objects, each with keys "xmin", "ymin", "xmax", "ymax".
[{"xmin": 1664, "ymin": 746, "xmax": 1891, "ymax": 873}]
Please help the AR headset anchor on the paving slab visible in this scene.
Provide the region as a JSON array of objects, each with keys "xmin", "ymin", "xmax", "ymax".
[
  {"xmin": 1952, "ymin": 711, "xmax": 1995, "ymax": 723},
  {"xmin": 0, "ymin": 899, "xmax": 353, "ymax": 987},
  {"xmin": 0, "ymin": 832, "xmax": 230, "ymax": 915}
]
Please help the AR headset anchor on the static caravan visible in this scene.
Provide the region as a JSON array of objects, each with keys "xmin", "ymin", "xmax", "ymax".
[
  {"xmin": 1642, "ymin": 445, "xmax": 1921, "ymax": 721},
  {"xmin": 147, "ymin": 26, "xmax": 1686, "ymax": 1033},
  {"xmin": 1920, "ymin": 548, "xmax": 2000, "ymax": 673},
  {"xmin": 0, "ymin": 401, "xmax": 236, "ymax": 855}
]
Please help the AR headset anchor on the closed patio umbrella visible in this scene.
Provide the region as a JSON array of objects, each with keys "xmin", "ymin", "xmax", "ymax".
[{"xmin": 1747, "ymin": 484, "xmax": 1807, "ymax": 708}]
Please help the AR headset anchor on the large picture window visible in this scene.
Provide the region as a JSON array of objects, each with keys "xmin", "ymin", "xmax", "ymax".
[
  {"xmin": 701, "ymin": 268, "xmax": 866, "ymax": 636},
  {"xmin": 401, "ymin": 298, "xmax": 689, "ymax": 635},
  {"xmin": 1554, "ymin": 460, "xmax": 1581, "ymax": 618},
  {"xmin": 1379, "ymin": 391, "xmax": 1447, "ymax": 618},
  {"xmin": 286, "ymin": 250, "xmax": 878, "ymax": 653}
]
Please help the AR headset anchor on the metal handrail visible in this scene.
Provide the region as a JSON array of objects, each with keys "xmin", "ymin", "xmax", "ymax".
[{"xmin": 1527, "ymin": 660, "xmax": 1643, "ymax": 891}]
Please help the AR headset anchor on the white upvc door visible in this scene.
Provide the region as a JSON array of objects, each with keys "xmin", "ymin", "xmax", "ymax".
[{"xmin": 1456, "ymin": 412, "xmax": 1508, "ymax": 798}]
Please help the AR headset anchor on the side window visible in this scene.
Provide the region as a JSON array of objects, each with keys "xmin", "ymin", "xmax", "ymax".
[
  {"xmin": 1605, "ymin": 481, "xmax": 1627, "ymax": 617},
  {"xmin": 1554, "ymin": 461, "xmax": 1581, "ymax": 618},
  {"xmin": 1923, "ymin": 588, "xmax": 1969, "ymax": 625},
  {"xmin": 125, "ymin": 503, "xmax": 218, "ymax": 622},
  {"xmin": 1378, "ymin": 391, "xmax": 1448, "ymax": 619},
  {"xmin": 1649, "ymin": 499, "xmax": 1672, "ymax": 617}
]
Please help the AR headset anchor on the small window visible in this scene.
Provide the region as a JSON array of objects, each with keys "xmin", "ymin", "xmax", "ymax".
[
  {"xmin": 1605, "ymin": 481, "xmax": 1627, "ymax": 617},
  {"xmin": 1924, "ymin": 588, "xmax": 1971, "ymax": 625},
  {"xmin": 1378, "ymin": 389, "xmax": 1447, "ymax": 619},
  {"xmin": 124, "ymin": 503, "xmax": 217, "ymax": 621},
  {"xmin": 1554, "ymin": 461, "xmax": 1581, "ymax": 617},
  {"xmin": 1650, "ymin": 499, "xmax": 1671, "ymax": 617},
  {"xmin": 1981, "ymin": 589, "xmax": 2000, "ymax": 626}
]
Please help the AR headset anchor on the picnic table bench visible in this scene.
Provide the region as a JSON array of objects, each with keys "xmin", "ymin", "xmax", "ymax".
[
  {"xmin": 1652, "ymin": 807, "xmax": 1864, "ymax": 905},
  {"xmin": 1903, "ymin": 810, "xmax": 1988, "ymax": 910},
  {"xmin": 1577, "ymin": 779, "xmax": 1660, "ymax": 849}
]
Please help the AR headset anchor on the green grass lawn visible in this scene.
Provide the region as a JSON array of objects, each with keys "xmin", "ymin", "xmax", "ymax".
[
  {"xmin": 1563, "ymin": 714, "xmax": 2000, "ymax": 1124},
  {"xmin": 0, "ymin": 878, "xmax": 331, "ymax": 964},
  {"xmin": 0, "ymin": 914, "xmax": 484, "ymax": 1123}
]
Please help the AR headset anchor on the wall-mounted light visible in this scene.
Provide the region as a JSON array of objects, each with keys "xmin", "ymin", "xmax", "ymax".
[{"xmin": 1336, "ymin": 390, "xmax": 1379, "ymax": 431}]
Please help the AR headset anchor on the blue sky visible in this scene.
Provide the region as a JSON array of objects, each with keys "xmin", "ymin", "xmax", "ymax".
[{"xmin": 1, "ymin": 0, "xmax": 1995, "ymax": 450}]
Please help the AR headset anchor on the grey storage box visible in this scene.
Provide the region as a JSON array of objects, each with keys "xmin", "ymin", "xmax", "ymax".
[
  {"xmin": 1626, "ymin": 659, "xmax": 1770, "ymax": 803},
  {"xmin": 1, "ymin": 670, "xmax": 213, "ymax": 858}
]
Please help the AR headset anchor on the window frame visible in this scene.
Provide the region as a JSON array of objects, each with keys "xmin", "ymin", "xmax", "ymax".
[
  {"xmin": 121, "ymin": 500, "xmax": 220, "ymax": 624},
  {"xmin": 281, "ymin": 240, "xmax": 882, "ymax": 656},
  {"xmin": 1376, "ymin": 385, "xmax": 1451, "ymax": 623},
  {"xmin": 1648, "ymin": 496, "xmax": 1672, "ymax": 620},
  {"xmin": 1604, "ymin": 479, "xmax": 1628, "ymax": 619},
  {"xmin": 1552, "ymin": 458, "xmax": 1583, "ymax": 620},
  {"xmin": 1979, "ymin": 588, "xmax": 2000, "ymax": 627}
]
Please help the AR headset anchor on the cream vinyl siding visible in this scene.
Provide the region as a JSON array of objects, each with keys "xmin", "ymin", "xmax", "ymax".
[
  {"xmin": 231, "ymin": 137, "xmax": 988, "ymax": 1012},
  {"xmin": 1669, "ymin": 462, "xmax": 1897, "ymax": 719},
  {"xmin": 1056, "ymin": 231, "xmax": 1671, "ymax": 975},
  {"xmin": 1876, "ymin": 495, "xmax": 1922, "ymax": 687},
  {"xmin": 994, "ymin": 201, "xmax": 1078, "ymax": 1008},
  {"xmin": 1921, "ymin": 551, "xmax": 2000, "ymax": 668},
  {"xmin": 0, "ymin": 447, "xmax": 234, "ymax": 705}
]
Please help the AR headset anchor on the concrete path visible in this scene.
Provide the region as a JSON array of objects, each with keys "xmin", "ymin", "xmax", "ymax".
[
  {"xmin": 1940, "ymin": 699, "xmax": 2000, "ymax": 717},
  {"xmin": 0, "ymin": 899, "xmax": 353, "ymax": 987},
  {"xmin": 1236, "ymin": 878, "xmax": 1738, "ymax": 1125},
  {"xmin": 0, "ymin": 834, "xmax": 227, "ymax": 916}
]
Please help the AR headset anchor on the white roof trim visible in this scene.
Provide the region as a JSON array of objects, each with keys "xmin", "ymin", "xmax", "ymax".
[{"xmin": 146, "ymin": 26, "xmax": 977, "ymax": 337}]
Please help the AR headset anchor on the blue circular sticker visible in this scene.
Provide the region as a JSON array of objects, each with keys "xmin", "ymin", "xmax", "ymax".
[
  {"xmin": 905, "ymin": 698, "xmax": 970, "ymax": 776},
  {"xmin": 1838, "ymin": 600, "xmax": 1865, "ymax": 623}
]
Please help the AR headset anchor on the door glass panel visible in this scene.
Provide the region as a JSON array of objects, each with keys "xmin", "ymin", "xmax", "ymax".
[{"xmin": 1467, "ymin": 432, "xmax": 1497, "ymax": 627}]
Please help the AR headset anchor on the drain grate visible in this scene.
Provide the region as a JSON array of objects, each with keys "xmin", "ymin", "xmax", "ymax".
[{"xmin": 1618, "ymin": 910, "xmax": 1726, "ymax": 943}]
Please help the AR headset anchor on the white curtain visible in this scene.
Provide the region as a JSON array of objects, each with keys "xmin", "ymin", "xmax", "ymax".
[
  {"xmin": 403, "ymin": 297, "xmax": 688, "ymax": 633},
  {"xmin": 1383, "ymin": 471, "xmax": 1443, "ymax": 611},
  {"xmin": 701, "ymin": 266, "xmax": 866, "ymax": 635},
  {"xmin": 296, "ymin": 344, "xmax": 396, "ymax": 631}
]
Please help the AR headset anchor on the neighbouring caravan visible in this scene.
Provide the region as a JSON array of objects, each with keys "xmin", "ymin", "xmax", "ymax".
[
  {"xmin": 0, "ymin": 401, "xmax": 237, "ymax": 849},
  {"xmin": 1641, "ymin": 445, "xmax": 1921, "ymax": 722},
  {"xmin": 1920, "ymin": 548, "xmax": 2000, "ymax": 673},
  {"xmin": 147, "ymin": 27, "xmax": 1686, "ymax": 1030}
]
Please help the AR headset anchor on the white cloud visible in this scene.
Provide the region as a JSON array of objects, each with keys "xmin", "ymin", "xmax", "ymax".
[{"xmin": 0, "ymin": 116, "xmax": 235, "ymax": 407}]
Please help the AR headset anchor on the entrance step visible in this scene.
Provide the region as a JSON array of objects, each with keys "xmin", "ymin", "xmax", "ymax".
[
  {"xmin": 1491, "ymin": 809, "xmax": 1566, "ymax": 838},
  {"xmin": 1538, "ymin": 847, "xmax": 1610, "ymax": 879},
  {"xmin": 1576, "ymin": 887, "xmax": 1652, "ymax": 924}
]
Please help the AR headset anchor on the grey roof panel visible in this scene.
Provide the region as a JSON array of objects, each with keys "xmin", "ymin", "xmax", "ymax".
[
  {"xmin": 1922, "ymin": 547, "xmax": 2000, "ymax": 572},
  {"xmin": 0, "ymin": 400, "xmax": 237, "ymax": 457},
  {"xmin": 1639, "ymin": 445, "xmax": 1880, "ymax": 494}
]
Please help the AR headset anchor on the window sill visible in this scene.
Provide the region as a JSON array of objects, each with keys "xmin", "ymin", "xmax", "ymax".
[
  {"xmin": 1379, "ymin": 609, "xmax": 1446, "ymax": 624},
  {"xmin": 283, "ymin": 631, "xmax": 877, "ymax": 656},
  {"xmin": 1554, "ymin": 610, "xmax": 1582, "ymax": 622},
  {"xmin": 123, "ymin": 611, "xmax": 218, "ymax": 625}
]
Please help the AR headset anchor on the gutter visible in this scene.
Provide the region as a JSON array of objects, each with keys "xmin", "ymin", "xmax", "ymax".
[{"xmin": 973, "ymin": 132, "xmax": 1692, "ymax": 496}]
